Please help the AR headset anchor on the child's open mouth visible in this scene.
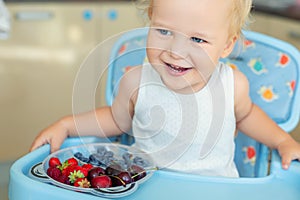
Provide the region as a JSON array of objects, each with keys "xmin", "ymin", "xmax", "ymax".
[{"xmin": 166, "ymin": 63, "xmax": 191, "ymax": 75}]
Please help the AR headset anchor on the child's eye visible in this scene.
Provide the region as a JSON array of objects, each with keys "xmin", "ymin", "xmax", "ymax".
[
  {"xmin": 191, "ymin": 37, "xmax": 206, "ymax": 43},
  {"xmin": 157, "ymin": 29, "xmax": 172, "ymax": 36}
]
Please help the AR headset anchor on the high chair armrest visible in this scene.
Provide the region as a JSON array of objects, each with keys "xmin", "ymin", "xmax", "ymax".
[
  {"xmin": 9, "ymin": 137, "xmax": 300, "ymax": 200},
  {"xmin": 270, "ymin": 150, "xmax": 300, "ymax": 177},
  {"xmin": 9, "ymin": 136, "xmax": 109, "ymax": 200}
]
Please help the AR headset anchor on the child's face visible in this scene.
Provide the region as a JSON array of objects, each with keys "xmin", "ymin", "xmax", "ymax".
[{"xmin": 146, "ymin": 0, "xmax": 237, "ymax": 93}]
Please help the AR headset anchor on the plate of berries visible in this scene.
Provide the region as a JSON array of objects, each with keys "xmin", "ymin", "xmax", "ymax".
[{"xmin": 29, "ymin": 143, "xmax": 157, "ymax": 198}]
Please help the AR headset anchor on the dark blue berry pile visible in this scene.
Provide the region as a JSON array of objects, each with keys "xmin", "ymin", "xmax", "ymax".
[{"xmin": 74, "ymin": 147, "xmax": 149, "ymax": 169}]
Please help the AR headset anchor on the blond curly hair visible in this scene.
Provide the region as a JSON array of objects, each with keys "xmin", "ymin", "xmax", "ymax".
[{"xmin": 135, "ymin": 0, "xmax": 253, "ymax": 38}]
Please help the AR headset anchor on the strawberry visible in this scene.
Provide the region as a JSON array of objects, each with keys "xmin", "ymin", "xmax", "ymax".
[
  {"xmin": 47, "ymin": 167, "xmax": 61, "ymax": 181},
  {"xmin": 78, "ymin": 167, "xmax": 88, "ymax": 177},
  {"xmin": 67, "ymin": 158, "xmax": 78, "ymax": 166},
  {"xmin": 82, "ymin": 163, "xmax": 93, "ymax": 171},
  {"xmin": 61, "ymin": 166, "xmax": 71, "ymax": 176},
  {"xmin": 62, "ymin": 165, "xmax": 77, "ymax": 176},
  {"xmin": 58, "ymin": 157, "xmax": 78, "ymax": 171},
  {"xmin": 48, "ymin": 157, "xmax": 61, "ymax": 168},
  {"xmin": 74, "ymin": 178, "xmax": 91, "ymax": 188},
  {"xmin": 68, "ymin": 166, "xmax": 86, "ymax": 183},
  {"xmin": 68, "ymin": 170, "xmax": 85, "ymax": 184},
  {"xmin": 70, "ymin": 165, "xmax": 88, "ymax": 177}
]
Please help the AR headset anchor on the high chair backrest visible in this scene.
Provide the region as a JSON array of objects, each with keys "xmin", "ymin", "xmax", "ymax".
[{"xmin": 105, "ymin": 28, "xmax": 300, "ymax": 177}]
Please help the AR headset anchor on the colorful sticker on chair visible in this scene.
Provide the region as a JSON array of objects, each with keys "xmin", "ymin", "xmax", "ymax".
[
  {"xmin": 122, "ymin": 66, "xmax": 133, "ymax": 73},
  {"xmin": 248, "ymin": 58, "xmax": 267, "ymax": 75},
  {"xmin": 244, "ymin": 39, "xmax": 255, "ymax": 49},
  {"xmin": 276, "ymin": 53, "xmax": 290, "ymax": 68},
  {"xmin": 226, "ymin": 62, "xmax": 238, "ymax": 70},
  {"xmin": 287, "ymin": 80, "xmax": 296, "ymax": 97},
  {"xmin": 258, "ymin": 86, "xmax": 279, "ymax": 102},
  {"xmin": 134, "ymin": 38, "xmax": 145, "ymax": 47},
  {"xmin": 118, "ymin": 42, "xmax": 129, "ymax": 55},
  {"xmin": 243, "ymin": 146, "xmax": 256, "ymax": 166}
]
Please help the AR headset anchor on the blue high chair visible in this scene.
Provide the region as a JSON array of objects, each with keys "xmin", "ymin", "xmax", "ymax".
[{"xmin": 9, "ymin": 28, "xmax": 300, "ymax": 200}]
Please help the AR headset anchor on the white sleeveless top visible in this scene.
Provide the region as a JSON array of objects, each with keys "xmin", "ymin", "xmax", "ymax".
[{"xmin": 132, "ymin": 62, "xmax": 239, "ymax": 177}]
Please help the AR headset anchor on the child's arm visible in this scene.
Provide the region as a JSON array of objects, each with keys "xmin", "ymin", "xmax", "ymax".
[
  {"xmin": 30, "ymin": 66, "xmax": 142, "ymax": 153},
  {"xmin": 233, "ymin": 69, "xmax": 300, "ymax": 169},
  {"xmin": 30, "ymin": 106, "xmax": 122, "ymax": 153}
]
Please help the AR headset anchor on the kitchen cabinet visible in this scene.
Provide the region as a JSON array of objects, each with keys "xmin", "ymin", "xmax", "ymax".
[
  {"xmin": 0, "ymin": 2, "xmax": 144, "ymax": 161},
  {"xmin": 250, "ymin": 12, "xmax": 300, "ymax": 49}
]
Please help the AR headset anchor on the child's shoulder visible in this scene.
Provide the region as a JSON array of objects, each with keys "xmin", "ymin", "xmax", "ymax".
[
  {"xmin": 117, "ymin": 65, "xmax": 143, "ymax": 102},
  {"xmin": 120, "ymin": 65, "xmax": 143, "ymax": 85},
  {"xmin": 231, "ymin": 68, "xmax": 249, "ymax": 87},
  {"xmin": 232, "ymin": 67, "xmax": 251, "ymax": 106}
]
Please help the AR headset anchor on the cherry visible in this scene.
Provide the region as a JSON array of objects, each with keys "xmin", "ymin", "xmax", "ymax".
[
  {"xmin": 118, "ymin": 171, "xmax": 133, "ymax": 185},
  {"xmin": 87, "ymin": 167, "xmax": 105, "ymax": 181},
  {"xmin": 110, "ymin": 176, "xmax": 125, "ymax": 187},
  {"xmin": 129, "ymin": 165, "xmax": 146, "ymax": 181},
  {"xmin": 110, "ymin": 171, "xmax": 132, "ymax": 187},
  {"xmin": 91, "ymin": 175, "xmax": 112, "ymax": 188},
  {"xmin": 105, "ymin": 164, "xmax": 123, "ymax": 176}
]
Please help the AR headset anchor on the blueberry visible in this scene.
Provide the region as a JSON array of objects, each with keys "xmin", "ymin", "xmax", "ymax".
[
  {"xmin": 89, "ymin": 154, "xmax": 98, "ymax": 162},
  {"xmin": 88, "ymin": 159, "xmax": 101, "ymax": 166},
  {"xmin": 80, "ymin": 157, "xmax": 89, "ymax": 163},
  {"xmin": 74, "ymin": 152, "xmax": 91, "ymax": 163},
  {"xmin": 122, "ymin": 152, "xmax": 132, "ymax": 166},
  {"xmin": 133, "ymin": 156, "xmax": 149, "ymax": 167},
  {"xmin": 122, "ymin": 152, "xmax": 132, "ymax": 161},
  {"xmin": 104, "ymin": 151, "xmax": 114, "ymax": 158},
  {"xmin": 101, "ymin": 158, "xmax": 110, "ymax": 166},
  {"xmin": 89, "ymin": 154, "xmax": 107, "ymax": 166},
  {"xmin": 97, "ymin": 147, "xmax": 107, "ymax": 156},
  {"xmin": 117, "ymin": 160, "xmax": 127, "ymax": 169},
  {"xmin": 74, "ymin": 152, "xmax": 83, "ymax": 159}
]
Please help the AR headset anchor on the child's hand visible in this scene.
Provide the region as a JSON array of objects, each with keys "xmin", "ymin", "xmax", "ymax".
[
  {"xmin": 30, "ymin": 117, "xmax": 71, "ymax": 153},
  {"xmin": 277, "ymin": 137, "xmax": 300, "ymax": 170}
]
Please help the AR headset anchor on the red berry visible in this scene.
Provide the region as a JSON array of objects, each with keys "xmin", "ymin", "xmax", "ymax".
[
  {"xmin": 61, "ymin": 168, "xmax": 69, "ymax": 176},
  {"xmin": 67, "ymin": 158, "xmax": 78, "ymax": 166},
  {"xmin": 62, "ymin": 165, "xmax": 74, "ymax": 176},
  {"xmin": 82, "ymin": 163, "xmax": 93, "ymax": 171},
  {"xmin": 49, "ymin": 157, "xmax": 61, "ymax": 168},
  {"xmin": 47, "ymin": 167, "xmax": 61, "ymax": 180},
  {"xmin": 56, "ymin": 174, "xmax": 68, "ymax": 184},
  {"xmin": 91, "ymin": 175, "xmax": 112, "ymax": 188},
  {"xmin": 74, "ymin": 178, "xmax": 91, "ymax": 188},
  {"xmin": 68, "ymin": 166, "xmax": 86, "ymax": 184},
  {"xmin": 78, "ymin": 167, "xmax": 89, "ymax": 177}
]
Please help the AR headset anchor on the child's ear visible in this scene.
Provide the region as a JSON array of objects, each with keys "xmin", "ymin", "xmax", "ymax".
[{"xmin": 221, "ymin": 35, "xmax": 237, "ymax": 58}]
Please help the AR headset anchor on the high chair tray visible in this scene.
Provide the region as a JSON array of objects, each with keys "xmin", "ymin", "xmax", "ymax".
[
  {"xmin": 9, "ymin": 137, "xmax": 300, "ymax": 200},
  {"xmin": 28, "ymin": 142, "xmax": 156, "ymax": 198}
]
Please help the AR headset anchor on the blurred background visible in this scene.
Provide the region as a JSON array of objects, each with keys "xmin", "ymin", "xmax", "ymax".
[{"xmin": 0, "ymin": 0, "xmax": 300, "ymax": 199}]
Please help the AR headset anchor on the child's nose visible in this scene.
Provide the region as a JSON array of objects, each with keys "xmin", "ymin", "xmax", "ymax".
[{"xmin": 169, "ymin": 35, "xmax": 188, "ymax": 59}]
